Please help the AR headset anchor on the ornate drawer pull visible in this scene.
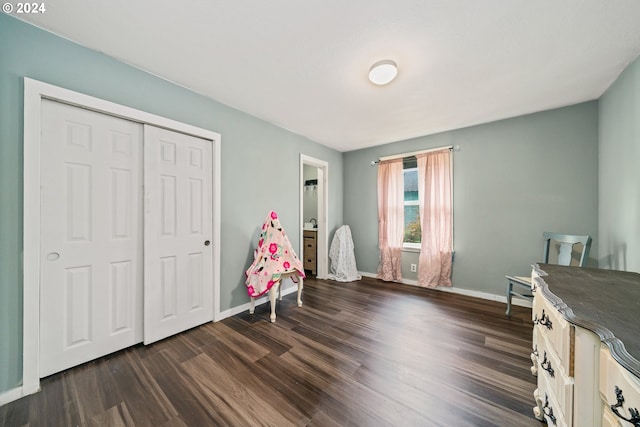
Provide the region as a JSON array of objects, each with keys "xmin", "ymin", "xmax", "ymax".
[
  {"xmin": 543, "ymin": 393, "xmax": 557, "ymax": 425},
  {"xmin": 540, "ymin": 351, "xmax": 555, "ymax": 378},
  {"xmin": 530, "ymin": 345, "xmax": 539, "ymax": 376},
  {"xmin": 611, "ymin": 386, "xmax": 640, "ymax": 427},
  {"xmin": 533, "ymin": 309, "xmax": 553, "ymax": 330},
  {"xmin": 531, "ymin": 345, "xmax": 539, "ymax": 358}
]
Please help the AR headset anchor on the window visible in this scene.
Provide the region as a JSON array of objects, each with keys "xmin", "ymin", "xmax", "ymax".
[
  {"xmin": 403, "ymin": 157, "xmax": 421, "ymax": 249},
  {"xmin": 377, "ymin": 147, "xmax": 453, "ymax": 287}
]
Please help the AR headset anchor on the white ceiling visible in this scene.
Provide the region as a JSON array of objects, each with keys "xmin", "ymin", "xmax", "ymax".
[{"xmin": 17, "ymin": 1, "xmax": 640, "ymax": 152}]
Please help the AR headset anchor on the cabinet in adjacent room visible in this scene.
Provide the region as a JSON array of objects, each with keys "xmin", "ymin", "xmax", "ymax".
[{"xmin": 303, "ymin": 230, "xmax": 317, "ymax": 275}]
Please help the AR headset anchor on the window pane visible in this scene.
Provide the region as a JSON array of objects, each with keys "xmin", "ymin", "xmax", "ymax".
[
  {"xmin": 404, "ymin": 206, "xmax": 421, "ymax": 243},
  {"xmin": 403, "ymin": 156, "xmax": 417, "ymax": 169},
  {"xmin": 404, "ymin": 190, "xmax": 418, "ymax": 202},
  {"xmin": 403, "ymin": 166, "xmax": 420, "ymax": 243},
  {"xmin": 403, "ymin": 169, "xmax": 418, "ymax": 194}
]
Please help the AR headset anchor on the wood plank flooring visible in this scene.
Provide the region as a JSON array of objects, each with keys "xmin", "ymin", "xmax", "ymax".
[{"xmin": 1, "ymin": 277, "xmax": 541, "ymax": 427}]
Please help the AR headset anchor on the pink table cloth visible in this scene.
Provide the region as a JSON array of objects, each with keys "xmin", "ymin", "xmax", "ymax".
[{"xmin": 245, "ymin": 211, "xmax": 305, "ymax": 297}]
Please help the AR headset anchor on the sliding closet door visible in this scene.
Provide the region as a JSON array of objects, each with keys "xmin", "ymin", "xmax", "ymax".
[
  {"xmin": 39, "ymin": 100, "xmax": 144, "ymax": 377},
  {"xmin": 143, "ymin": 125, "xmax": 214, "ymax": 344}
]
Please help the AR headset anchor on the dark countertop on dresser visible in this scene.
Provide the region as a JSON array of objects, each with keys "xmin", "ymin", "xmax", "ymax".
[{"xmin": 533, "ymin": 263, "xmax": 640, "ymax": 378}]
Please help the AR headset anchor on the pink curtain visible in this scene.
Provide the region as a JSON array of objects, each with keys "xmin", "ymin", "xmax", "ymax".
[
  {"xmin": 416, "ymin": 149, "xmax": 453, "ymax": 287},
  {"xmin": 377, "ymin": 158, "xmax": 404, "ymax": 282}
]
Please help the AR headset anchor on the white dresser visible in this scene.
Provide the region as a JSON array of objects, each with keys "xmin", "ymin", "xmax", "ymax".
[{"xmin": 531, "ymin": 264, "xmax": 640, "ymax": 427}]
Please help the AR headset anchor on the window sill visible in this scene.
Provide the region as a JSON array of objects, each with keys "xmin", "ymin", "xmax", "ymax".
[{"xmin": 401, "ymin": 248, "xmax": 457, "ymax": 261}]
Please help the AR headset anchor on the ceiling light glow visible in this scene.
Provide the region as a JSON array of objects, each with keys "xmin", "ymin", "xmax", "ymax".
[{"xmin": 368, "ymin": 60, "xmax": 398, "ymax": 85}]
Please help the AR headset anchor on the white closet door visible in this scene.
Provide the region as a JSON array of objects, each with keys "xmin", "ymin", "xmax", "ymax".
[
  {"xmin": 143, "ymin": 125, "xmax": 214, "ymax": 344},
  {"xmin": 40, "ymin": 100, "xmax": 143, "ymax": 377}
]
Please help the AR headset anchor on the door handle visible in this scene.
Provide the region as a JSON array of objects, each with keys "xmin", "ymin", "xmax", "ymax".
[
  {"xmin": 204, "ymin": 240, "xmax": 211, "ymax": 246},
  {"xmin": 47, "ymin": 252, "xmax": 60, "ymax": 261}
]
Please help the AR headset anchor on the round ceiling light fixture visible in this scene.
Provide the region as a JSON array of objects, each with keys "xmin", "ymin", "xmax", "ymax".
[{"xmin": 368, "ymin": 59, "xmax": 398, "ymax": 85}]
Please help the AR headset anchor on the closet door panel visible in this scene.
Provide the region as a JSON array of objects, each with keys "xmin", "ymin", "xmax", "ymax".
[
  {"xmin": 144, "ymin": 125, "xmax": 213, "ymax": 344},
  {"xmin": 39, "ymin": 100, "xmax": 143, "ymax": 377}
]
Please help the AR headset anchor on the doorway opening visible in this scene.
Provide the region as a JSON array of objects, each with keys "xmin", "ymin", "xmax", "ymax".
[{"xmin": 299, "ymin": 155, "xmax": 328, "ymax": 279}]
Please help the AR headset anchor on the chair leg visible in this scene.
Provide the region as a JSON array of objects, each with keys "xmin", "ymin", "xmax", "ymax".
[
  {"xmin": 269, "ymin": 282, "xmax": 279, "ymax": 323},
  {"xmin": 505, "ymin": 280, "xmax": 513, "ymax": 317},
  {"xmin": 297, "ymin": 277, "xmax": 303, "ymax": 307},
  {"xmin": 249, "ymin": 296, "xmax": 256, "ymax": 315}
]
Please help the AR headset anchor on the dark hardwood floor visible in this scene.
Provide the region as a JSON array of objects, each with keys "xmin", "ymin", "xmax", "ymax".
[{"xmin": 1, "ymin": 277, "xmax": 541, "ymax": 427}]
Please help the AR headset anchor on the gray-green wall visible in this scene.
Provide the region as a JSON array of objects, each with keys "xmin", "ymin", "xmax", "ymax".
[
  {"xmin": 0, "ymin": 14, "xmax": 343, "ymax": 393},
  {"xmin": 598, "ymin": 56, "xmax": 640, "ymax": 272},
  {"xmin": 344, "ymin": 102, "xmax": 599, "ymax": 294},
  {"xmin": 4, "ymin": 11, "xmax": 639, "ymax": 401}
]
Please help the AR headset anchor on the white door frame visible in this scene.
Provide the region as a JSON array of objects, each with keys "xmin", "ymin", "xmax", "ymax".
[
  {"xmin": 299, "ymin": 154, "xmax": 329, "ymax": 279},
  {"xmin": 22, "ymin": 78, "xmax": 221, "ymax": 397}
]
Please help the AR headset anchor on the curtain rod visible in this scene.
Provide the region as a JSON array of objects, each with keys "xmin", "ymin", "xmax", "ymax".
[{"xmin": 370, "ymin": 145, "xmax": 456, "ymax": 165}]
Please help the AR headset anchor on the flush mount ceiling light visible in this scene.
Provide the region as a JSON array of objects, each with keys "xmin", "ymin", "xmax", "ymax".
[{"xmin": 368, "ymin": 59, "xmax": 398, "ymax": 85}]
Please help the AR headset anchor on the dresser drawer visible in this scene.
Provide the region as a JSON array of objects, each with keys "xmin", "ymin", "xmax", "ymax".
[
  {"xmin": 534, "ymin": 385, "xmax": 570, "ymax": 427},
  {"xmin": 599, "ymin": 347, "xmax": 640, "ymax": 427},
  {"xmin": 533, "ymin": 290, "xmax": 573, "ymax": 375},
  {"xmin": 303, "ymin": 239, "xmax": 315, "ymax": 255},
  {"xmin": 303, "ymin": 230, "xmax": 317, "ymax": 240},
  {"xmin": 303, "ymin": 252, "xmax": 316, "ymax": 264},
  {"xmin": 536, "ymin": 332, "xmax": 574, "ymax": 425},
  {"xmin": 303, "ymin": 257, "xmax": 316, "ymax": 271}
]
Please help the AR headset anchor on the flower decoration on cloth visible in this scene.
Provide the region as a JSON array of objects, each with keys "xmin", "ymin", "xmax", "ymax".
[{"xmin": 245, "ymin": 211, "xmax": 305, "ymax": 297}]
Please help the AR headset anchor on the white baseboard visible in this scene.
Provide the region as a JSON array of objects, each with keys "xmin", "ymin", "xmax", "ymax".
[
  {"xmin": 359, "ymin": 271, "xmax": 532, "ymax": 308},
  {"xmin": 219, "ymin": 273, "xmax": 532, "ymax": 322},
  {"xmin": 216, "ymin": 280, "xmax": 300, "ymax": 320},
  {"xmin": 216, "ymin": 272, "xmax": 532, "ymax": 323},
  {"xmin": 0, "ymin": 385, "xmax": 32, "ymax": 406}
]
